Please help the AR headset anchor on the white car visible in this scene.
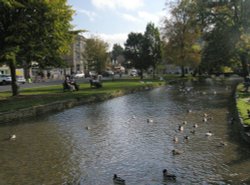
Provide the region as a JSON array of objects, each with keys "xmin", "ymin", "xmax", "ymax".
[
  {"xmin": 0, "ymin": 74, "xmax": 12, "ymax": 85},
  {"xmin": 74, "ymin": 73, "xmax": 85, "ymax": 78},
  {"xmin": 0, "ymin": 74, "xmax": 26, "ymax": 85},
  {"xmin": 130, "ymin": 70, "xmax": 138, "ymax": 76},
  {"xmin": 17, "ymin": 76, "xmax": 26, "ymax": 84}
]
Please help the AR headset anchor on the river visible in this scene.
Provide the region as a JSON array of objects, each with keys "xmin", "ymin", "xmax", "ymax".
[{"xmin": 0, "ymin": 78, "xmax": 249, "ymax": 185}]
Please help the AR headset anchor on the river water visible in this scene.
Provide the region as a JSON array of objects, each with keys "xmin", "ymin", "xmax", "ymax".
[{"xmin": 0, "ymin": 78, "xmax": 249, "ymax": 185}]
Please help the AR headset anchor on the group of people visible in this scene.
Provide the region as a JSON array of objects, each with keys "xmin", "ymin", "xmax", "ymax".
[
  {"xmin": 63, "ymin": 73, "xmax": 103, "ymax": 91},
  {"xmin": 63, "ymin": 75, "xmax": 79, "ymax": 91}
]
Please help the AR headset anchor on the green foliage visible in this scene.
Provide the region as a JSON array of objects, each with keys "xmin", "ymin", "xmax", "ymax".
[
  {"xmin": 144, "ymin": 22, "xmax": 162, "ymax": 76},
  {"xmin": 84, "ymin": 36, "xmax": 109, "ymax": 73},
  {"xmin": 162, "ymin": 0, "xmax": 201, "ymax": 76},
  {"xmin": 0, "ymin": 0, "xmax": 74, "ymax": 95},
  {"xmin": 236, "ymin": 84, "xmax": 250, "ymax": 125},
  {"xmin": 124, "ymin": 32, "xmax": 150, "ymax": 79},
  {"xmin": 111, "ymin": 44, "xmax": 124, "ymax": 61}
]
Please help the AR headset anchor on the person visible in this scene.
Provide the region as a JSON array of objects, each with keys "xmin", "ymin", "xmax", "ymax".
[
  {"xmin": 90, "ymin": 75, "xmax": 102, "ymax": 88},
  {"xmin": 63, "ymin": 75, "xmax": 75, "ymax": 91},
  {"xmin": 69, "ymin": 76, "xmax": 79, "ymax": 91},
  {"xmin": 47, "ymin": 72, "xmax": 51, "ymax": 79}
]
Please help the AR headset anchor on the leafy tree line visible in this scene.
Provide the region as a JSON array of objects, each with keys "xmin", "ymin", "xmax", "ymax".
[
  {"xmin": 124, "ymin": 22, "xmax": 162, "ymax": 79},
  {"xmin": 162, "ymin": 0, "xmax": 250, "ymax": 78},
  {"xmin": 0, "ymin": 0, "xmax": 74, "ymax": 96}
]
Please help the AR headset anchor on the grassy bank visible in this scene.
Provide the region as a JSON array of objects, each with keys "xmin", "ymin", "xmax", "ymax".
[
  {"xmin": 0, "ymin": 79, "xmax": 164, "ymax": 113},
  {"xmin": 236, "ymin": 84, "xmax": 250, "ymax": 125}
]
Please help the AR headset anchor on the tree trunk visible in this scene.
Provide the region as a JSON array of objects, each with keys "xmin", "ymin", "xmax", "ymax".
[
  {"xmin": 240, "ymin": 52, "xmax": 249, "ymax": 79},
  {"xmin": 140, "ymin": 69, "xmax": 143, "ymax": 80},
  {"xmin": 9, "ymin": 57, "xmax": 19, "ymax": 96},
  {"xmin": 181, "ymin": 65, "xmax": 185, "ymax": 77}
]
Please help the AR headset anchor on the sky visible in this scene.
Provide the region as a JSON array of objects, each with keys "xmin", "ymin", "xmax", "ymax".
[{"xmin": 67, "ymin": 0, "xmax": 168, "ymax": 50}]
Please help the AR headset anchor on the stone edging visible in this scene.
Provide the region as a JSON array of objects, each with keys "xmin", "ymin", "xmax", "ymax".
[{"xmin": 0, "ymin": 85, "xmax": 160, "ymax": 123}]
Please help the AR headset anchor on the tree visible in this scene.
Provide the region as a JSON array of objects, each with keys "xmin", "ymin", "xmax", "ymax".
[
  {"xmin": 195, "ymin": 0, "xmax": 250, "ymax": 77},
  {"xmin": 0, "ymin": 0, "xmax": 74, "ymax": 96},
  {"xmin": 111, "ymin": 44, "xmax": 124, "ymax": 64},
  {"xmin": 84, "ymin": 36, "xmax": 109, "ymax": 73},
  {"xmin": 162, "ymin": 0, "xmax": 201, "ymax": 77},
  {"xmin": 144, "ymin": 22, "xmax": 162, "ymax": 78},
  {"xmin": 124, "ymin": 32, "xmax": 149, "ymax": 79}
]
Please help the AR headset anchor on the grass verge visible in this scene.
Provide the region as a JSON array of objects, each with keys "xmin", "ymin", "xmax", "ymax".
[
  {"xmin": 0, "ymin": 79, "xmax": 164, "ymax": 113},
  {"xmin": 236, "ymin": 84, "xmax": 250, "ymax": 125}
]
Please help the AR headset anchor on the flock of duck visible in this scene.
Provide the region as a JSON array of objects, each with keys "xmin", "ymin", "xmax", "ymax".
[
  {"xmin": 113, "ymin": 110, "xmax": 226, "ymax": 184},
  {"xmin": 113, "ymin": 169, "xmax": 176, "ymax": 184}
]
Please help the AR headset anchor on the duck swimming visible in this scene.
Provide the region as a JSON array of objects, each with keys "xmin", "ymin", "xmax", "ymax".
[
  {"xmin": 9, "ymin": 134, "xmax": 16, "ymax": 140},
  {"xmin": 147, "ymin": 118, "xmax": 154, "ymax": 123},
  {"xmin": 163, "ymin": 169, "xmax": 176, "ymax": 180},
  {"xmin": 172, "ymin": 149, "xmax": 182, "ymax": 155},
  {"xmin": 113, "ymin": 174, "xmax": 125, "ymax": 184},
  {"xmin": 178, "ymin": 125, "xmax": 184, "ymax": 131},
  {"xmin": 205, "ymin": 131, "xmax": 213, "ymax": 136},
  {"xmin": 173, "ymin": 136, "xmax": 178, "ymax": 143}
]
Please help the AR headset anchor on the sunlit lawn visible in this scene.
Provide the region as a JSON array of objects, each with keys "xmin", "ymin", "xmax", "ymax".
[
  {"xmin": 237, "ymin": 84, "xmax": 250, "ymax": 125},
  {"xmin": 0, "ymin": 79, "xmax": 163, "ymax": 113}
]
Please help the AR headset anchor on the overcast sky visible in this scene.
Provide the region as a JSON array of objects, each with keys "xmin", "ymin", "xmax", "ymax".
[{"xmin": 67, "ymin": 0, "xmax": 168, "ymax": 50}]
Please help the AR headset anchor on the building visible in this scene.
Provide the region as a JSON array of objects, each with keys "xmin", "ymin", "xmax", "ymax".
[{"xmin": 64, "ymin": 34, "xmax": 87, "ymax": 75}]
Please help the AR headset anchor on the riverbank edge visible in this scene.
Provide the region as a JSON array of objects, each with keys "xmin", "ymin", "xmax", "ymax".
[
  {"xmin": 0, "ymin": 83, "xmax": 163, "ymax": 123},
  {"xmin": 234, "ymin": 83, "xmax": 250, "ymax": 143}
]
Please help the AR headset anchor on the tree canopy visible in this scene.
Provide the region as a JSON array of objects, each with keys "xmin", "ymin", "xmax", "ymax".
[
  {"xmin": 84, "ymin": 36, "xmax": 109, "ymax": 73},
  {"xmin": 0, "ymin": 0, "xmax": 74, "ymax": 95}
]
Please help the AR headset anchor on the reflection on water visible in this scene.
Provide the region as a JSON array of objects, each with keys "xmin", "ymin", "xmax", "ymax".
[{"xmin": 0, "ymin": 79, "xmax": 250, "ymax": 185}]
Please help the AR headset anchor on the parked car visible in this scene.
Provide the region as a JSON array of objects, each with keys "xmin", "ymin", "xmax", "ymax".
[
  {"xmin": 0, "ymin": 74, "xmax": 26, "ymax": 85},
  {"xmin": 102, "ymin": 70, "xmax": 114, "ymax": 77},
  {"xmin": 0, "ymin": 74, "xmax": 12, "ymax": 85},
  {"xmin": 130, "ymin": 69, "xmax": 138, "ymax": 77},
  {"xmin": 16, "ymin": 76, "xmax": 26, "ymax": 84},
  {"xmin": 74, "ymin": 72, "xmax": 85, "ymax": 78}
]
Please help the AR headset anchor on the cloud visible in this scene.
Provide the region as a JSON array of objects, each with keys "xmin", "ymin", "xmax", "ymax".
[
  {"xmin": 121, "ymin": 13, "xmax": 140, "ymax": 22},
  {"xmin": 91, "ymin": 0, "xmax": 144, "ymax": 10},
  {"xmin": 121, "ymin": 10, "xmax": 165, "ymax": 25},
  {"xmin": 138, "ymin": 11, "xmax": 164, "ymax": 23},
  {"xmin": 99, "ymin": 33, "xmax": 128, "ymax": 50},
  {"xmin": 76, "ymin": 8, "xmax": 97, "ymax": 22}
]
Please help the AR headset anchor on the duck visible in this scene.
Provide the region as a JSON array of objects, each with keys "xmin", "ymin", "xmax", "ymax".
[
  {"xmin": 218, "ymin": 141, "xmax": 227, "ymax": 147},
  {"xmin": 203, "ymin": 113, "xmax": 208, "ymax": 117},
  {"xmin": 163, "ymin": 169, "xmax": 176, "ymax": 180},
  {"xmin": 203, "ymin": 117, "xmax": 208, "ymax": 122},
  {"xmin": 187, "ymin": 109, "xmax": 192, "ymax": 113},
  {"xmin": 147, "ymin": 118, "xmax": 154, "ymax": 123},
  {"xmin": 182, "ymin": 121, "xmax": 187, "ymax": 125},
  {"xmin": 190, "ymin": 130, "xmax": 196, "ymax": 134},
  {"xmin": 85, "ymin": 126, "xmax": 90, "ymax": 130},
  {"xmin": 172, "ymin": 149, "xmax": 182, "ymax": 155},
  {"xmin": 113, "ymin": 174, "xmax": 125, "ymax": 184},
  {"xmin": 184, "ymin": 136, "xmax": 190, "ymax": 140},
  {"xmin": 205, "ymin": 131, "xmax": 213, "ymax": 136},
  {"xmin": 193, "ymin": 124, "xmax": 198, "ymax": 128},
  {"xmin": 132, "ymin": 115, "xmax": 136, "ymax": 119},
  {"xmin": 178, "ymin": 125, "xmax": 184, "ymax": 131},
  {"xmin": 9, "ymin": 134, "xmax": 16, "ymax": 140},
  {"xmin": 173, "ymin": 136, "xmax": 178, "ymax": 143}
]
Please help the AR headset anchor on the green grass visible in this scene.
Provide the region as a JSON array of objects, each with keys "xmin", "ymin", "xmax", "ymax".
[
  {"xmin": 0, "ymin": 79, "xmax": 164, "ymax": 113},
  {"xmin": 236, "ymin": 84, "xmax": 250, "ymax": 125}
]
